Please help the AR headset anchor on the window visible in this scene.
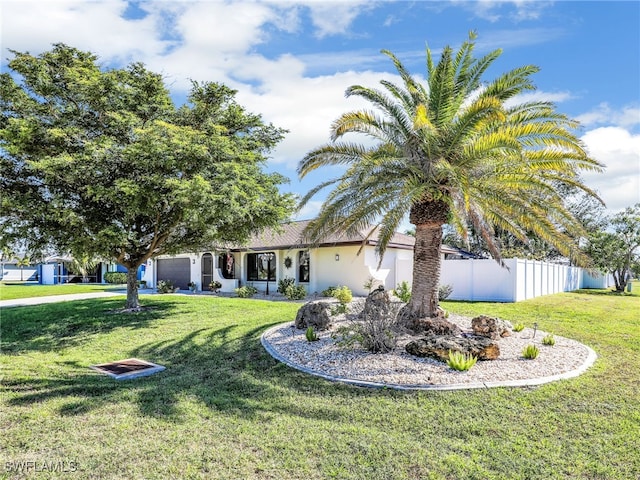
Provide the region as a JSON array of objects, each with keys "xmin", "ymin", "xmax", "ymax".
[
  {"xmin": 247, "ymin": 252, "xmax": 276, "ymax": 281},
  {"xmin": 218, "ymin": 253, "xmax": 235, "ymax": 279},
  {"xmin": 298, "ymin": 250, "xmax": 310, "ymax": 283}
]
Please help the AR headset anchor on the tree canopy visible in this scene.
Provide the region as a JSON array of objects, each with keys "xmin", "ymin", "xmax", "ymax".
[
  {"xmin": 1, "ymin": 44, "xmax": 295, "ymax": 308},
  {"xmin": 585, "ymin": 204, "xmax": 640, "ymax": 291},
  {"xmin": 298, "ymin": 32, "xmax": 603, "ymax": 324}
]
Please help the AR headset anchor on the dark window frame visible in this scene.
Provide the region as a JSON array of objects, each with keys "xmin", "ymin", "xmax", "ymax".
[
  {"xmin": 298, "ymin": 250, "xmax": 310, "ymax": 283},
  {"xmin": 247, "ymin": 252, "xmax": 276, "ymax": 281}
]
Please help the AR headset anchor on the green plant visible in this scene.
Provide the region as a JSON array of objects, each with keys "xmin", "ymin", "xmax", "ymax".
[
  {"xmin": 104, "ymin": 272, "xmax": 127, "ymax": 284},
  {"xmin": 522, "ymin": 344, "xmax": 540, "ymax": 359},
  {"xmin": 333, "ymin": 286, "xmax": 352, "ymax": 305},
  {"xmin": 138, "ymin": 280, "xmax": 147, "ymax": 288},
  {"xmin": 438, "ymin": 284, "xmax": 454, "ymax": 301},
  {"xmin": 157, "ymin": 279, "xmax": 176, "ymax": 294},
  {"xmin": 235, "ymin": 285, "xmax": 258, "ymax": 298},
  {"xmin": 331, "ymin": 286, "xmax": 353, "ymax": 314},
  {"xmin": 284, "ymin": 284, "xmax": 307, "ymax": 300},
  {"xmin": 513, "ymin": 322, "xmax": 525, "ymax": 332},
  {"xmin": 277, "ymin": 277, "xmax": 295, "ymax": 294},
  {"xmin": 305, "ymin": 326, "xmax": 319, "ymax": 342},
  {"xmin": 446, "ymin": 350, "xmax": 478, "ymax": 371},
  {"xmin": 364, "ymin": 276, "xmax": 380, "ymax": 293},
  {"xmin": 321, "ymin": 286, "xmax": 338, "ymax": 297},
  {"xmin": 542, "ymin": 334, "xmax": 556, "ymax": 346},
  {"xmin": 209, "ymin": 281, "xmax": 222, "ymax": 292},
  {"xmin": 188, "ymin": 281, "xmax": 196, "ymax": 291},
  {"xmin": 393, "ymin": 281, "xmax": 412, "ymax": 303}
]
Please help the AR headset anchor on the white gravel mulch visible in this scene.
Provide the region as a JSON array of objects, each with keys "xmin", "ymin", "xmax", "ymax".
[{"xmin": 261, "ymin": 312, "xmax": 597, "ymax": 390}]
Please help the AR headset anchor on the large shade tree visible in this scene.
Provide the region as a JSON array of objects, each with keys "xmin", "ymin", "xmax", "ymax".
[
  {"xmin": 1, "ymin": 44, "xmax": 294, "ymax": 308},
  {"xmin": 298, "ymin": 33, "xmax": 603, "ymax": 327},
  {"xmin": 585, "ymin": 204, "xmax": 640, "ymax": 292}
]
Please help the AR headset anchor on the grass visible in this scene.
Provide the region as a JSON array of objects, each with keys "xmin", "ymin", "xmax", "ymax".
[
  {"xmin": 1, "ymin": 285, "xmax": 639, "ymax": 479},
  {"xmin": 0, "ymin": 283, "xmax": 124, "ymax": 301}
]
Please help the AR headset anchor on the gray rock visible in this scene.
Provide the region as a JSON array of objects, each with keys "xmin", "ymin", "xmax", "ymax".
[
  {"xmin": 410, "ymin": 317, "xmax": 462, "ymax": 336},
  {"xmin": 471, "ymin": 315, "xmax": 513, "ymax": 339},
  {"xmin": 405, "ymin": 334, "xmax": 500, "ymax": 361},
  {"xmin": 295, "ymin": 301, "xmax": 333, "ymax": 331}
]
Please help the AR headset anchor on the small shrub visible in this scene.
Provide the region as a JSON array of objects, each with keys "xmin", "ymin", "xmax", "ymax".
[
  {"xmin": 522, "ymin": 344, "xmax": 539, "ymax": 359},
  {"xmin": 513, "ymin": 323, "xmax": 525, "ymax": 332},
  {"xmin": 235, "ymin": 285, "xmax": 258, "ymax": 298},
  {"xmin": 447, "ymin": 350, "xmax": 478, "ymax": 371},
  {"xmin": 157, "ymin": 279, "xmax": 176, "ymax": 294},
  {"xmin": 331, "ymin": 286, "xmax": 353, "ymax": 314},
  {"xmin": 393, "ymin": 281, "xmax": 412, "ymax": 303},
  {"xmin": 333, "ymin": 285, "xmax": 352, "ymax": 305},
  {"xmin": 277, "ymin": 277, "xmax": 295, "ymax": 294},
  {"xmin": 321, "ymin": 286, "xmax": 339, "ymax": 297},
  {"xmin": 284, "ymin": 284, "xmax": 307, "ymax": 300},
  {"xmin": 542, "ymin": 334, "xmax": 556, "ymax": 346},
  {"xmin": 104, "ymin": 272, "xmax": 127, "ymax": 284},
  {"xmin": 332, "ymin": 299, "xmax": 401, "ymax": 353},
  {"xmin": 438, "ymin": 284, "xmax": 454, "ymax": 301},
  {"xmin": 209, "ymin": 281, "xmax": 222, "ymax": 292},
  {"xmin": 138, "ymin": 280, "xmax": 147, "ymax": 288},
  {"xmin": 305, "ymin": 326, "xmax": 319, "ymax": 342},
  {"xmin": 364, "ymin": 276, "xmax": 380, "ymax": 293}
]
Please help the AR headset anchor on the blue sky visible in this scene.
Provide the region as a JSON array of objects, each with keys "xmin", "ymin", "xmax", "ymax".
[{"xmin": 2, "ymin": 0, "xmax": 639, "ymax": 224}]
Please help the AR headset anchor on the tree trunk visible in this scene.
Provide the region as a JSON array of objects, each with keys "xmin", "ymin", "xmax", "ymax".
[
  {"xmin": 405, "ymin": 222, "xmax": 444, "ymax": 318},
  {"xmin": 125, "ymin": 267, "xmax": 140, "ymax": 309}
]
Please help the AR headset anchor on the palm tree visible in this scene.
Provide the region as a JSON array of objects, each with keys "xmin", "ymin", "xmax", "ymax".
[
  {"xmin": 68, "ymin": 253, "xmax": 100, "ymax": 283},
  {"xmin": 298, "ymin": 32, "xmax": 603, "ymax": 328},
  {"xmin": 15, "ymin": 255, "xmax": 31, "ymax": 281}
]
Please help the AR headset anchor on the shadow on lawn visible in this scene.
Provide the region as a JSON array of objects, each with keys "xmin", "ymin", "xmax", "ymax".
[
  {"xmin": 0, "ymin": 298, "xmax": 182, "ymax": 353},
  {"xmin": 4, "ymin": 322, "xmax": 392, "ymax": 421}
]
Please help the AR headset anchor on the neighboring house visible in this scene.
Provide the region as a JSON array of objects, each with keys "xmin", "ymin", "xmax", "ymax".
[
  {"xmin": 1, "ymin": 260, "xmax": 38, "ymax": 282},
  {"xmin": 146, "ymin": 220, "xmax": 425, "ymax": 296},
  {"xmin": 38, "ymin": 257, "xmax": 143, "ymax": 285}
]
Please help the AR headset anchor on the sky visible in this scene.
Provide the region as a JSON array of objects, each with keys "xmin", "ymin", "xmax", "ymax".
[{"xmin": 2, "ymin": 0, "xmax": 639, "ymax": 227}]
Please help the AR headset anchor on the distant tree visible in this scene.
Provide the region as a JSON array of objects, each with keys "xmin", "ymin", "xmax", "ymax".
[
  {"xmin": 298, "ymin": 32, "xmax": 602, "ymax": 325},
  {"xmin": 0, "ymin": 246, "xmax": 15, "ymax": 280},
  {"xmin": 585, "ymin": 204, "xmax": 640, "ymax": 291},
  {"xmin": 68, "ymin": 252, "xmax": 101, "ymax": 283},
  {"xmin": 15, "ymin": 255, "xmax": 30, "ymax": 282},
  {"xmin": 1, "ymin": 44, "xmax": 294, "ymax": 308}
]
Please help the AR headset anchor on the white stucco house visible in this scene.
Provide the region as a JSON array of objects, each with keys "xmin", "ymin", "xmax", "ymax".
[{"xmin": 145, "ymin": 220, "xmax": 421, "ymax": 296}]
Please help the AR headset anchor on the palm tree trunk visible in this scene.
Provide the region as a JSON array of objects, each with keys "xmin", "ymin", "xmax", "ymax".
[
  {"xmin": 405, "ymin": 222, "xmax": 444, "ymax": 318},
  {"xmin": 125, "ymin": 267, "xmax": 139, "ymax": 309}
]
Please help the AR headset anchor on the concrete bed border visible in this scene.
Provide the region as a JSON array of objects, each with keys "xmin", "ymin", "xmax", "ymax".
[{"xmin": 261, "ymin": 323, "xmax": 598, "ymax": 391}]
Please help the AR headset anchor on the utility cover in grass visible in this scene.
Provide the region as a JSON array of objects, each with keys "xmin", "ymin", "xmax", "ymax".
[{"xmin": 90, "ymin": 358, "xmax": 165, "ymax": 380}]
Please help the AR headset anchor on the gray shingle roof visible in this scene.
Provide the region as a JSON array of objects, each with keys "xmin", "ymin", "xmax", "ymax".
[{"xmin": 231, "ymin": 220, "xmax": 416, "ymax": 252}]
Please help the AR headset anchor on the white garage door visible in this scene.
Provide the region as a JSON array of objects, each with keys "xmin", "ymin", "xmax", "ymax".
[{"xmin": 156, "ymin": 258, "xmax": 191, "ymax": 290}]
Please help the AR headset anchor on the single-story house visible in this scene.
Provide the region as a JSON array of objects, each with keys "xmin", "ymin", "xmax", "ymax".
[{"xmin": 146, "ymin": 220, "xmax": 429, "ymax": 296}]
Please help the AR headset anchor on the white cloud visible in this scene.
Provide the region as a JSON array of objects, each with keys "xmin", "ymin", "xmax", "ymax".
[
  {"xmin": 1, "ymin": 0, "xmax": 170, "ymax": 64},
  {"xmin": 505, "ymin": 90, "xmax": 575, "ymax": 108},
  {"xmin": 295, "ymin": 200, "xmax": 324, "ymax": 220},
  {"xmin": 576, "ymin": 103, "xmax": 640, "ymax": 130},
  {"xmin": 581, "ymin": 127, "xmax": 640, "ymax": 213},
  {"xmin": 236, "ymin": 68, "xmax": 400, "ymax": 168},
  {"xmin": 456, "ymin": 0, "xmax": 554, "ymax": 23},
  {"xmin": 302, "ymin": 0, "xmax": 372, "ymax": 39}
]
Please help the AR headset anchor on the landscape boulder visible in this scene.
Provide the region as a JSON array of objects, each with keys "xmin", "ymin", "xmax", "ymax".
[
  {"xmin": 409, "ymin": 317, "xmax": 462, "ymax": 336},
  {"xmin": 471, "ymin": 315, "xmax": 513, "ymax": 339},
  {"xmin": 295, "ymin": 301, "xmax": 333, "ymax": 331},
  {"xmin": 405, "ymin": 334, "xmax": 500, "ymax": 361}
]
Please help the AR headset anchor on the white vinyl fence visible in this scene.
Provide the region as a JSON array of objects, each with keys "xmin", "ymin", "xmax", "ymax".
[{"xmin": 440, "ymin": 258, "xmax": 614, "ymax": 302}]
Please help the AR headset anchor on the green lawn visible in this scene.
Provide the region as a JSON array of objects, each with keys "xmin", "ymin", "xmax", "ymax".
[
  {"xmin": 0, "ymin": 283, "xmax": 124, "ymax": 301},
  {"xmin": 1, "ymin": 286, "xmax": 639, "ymax": 479}
]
